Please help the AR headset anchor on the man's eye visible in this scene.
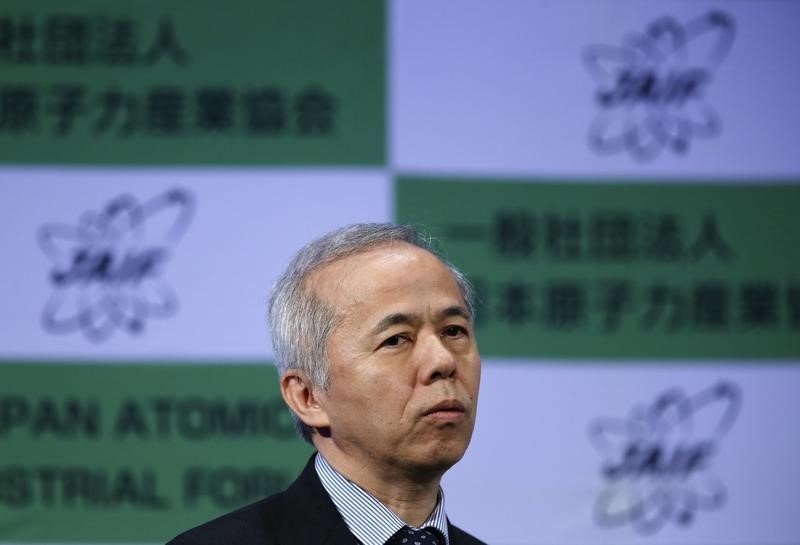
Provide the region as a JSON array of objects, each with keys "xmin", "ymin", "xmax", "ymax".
[
  {"xmin": 443, "ymin": 325, "xmax": 467, "ymax": 338},
  {"xmin": 380, "ymin": 334, "xmax": 407, "ymax": 348}
]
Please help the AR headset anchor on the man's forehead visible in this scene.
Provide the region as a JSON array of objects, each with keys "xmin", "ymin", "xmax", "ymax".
[{"xmin": 305, "ymin": 242, "xmax": 461, "ymax": 306}]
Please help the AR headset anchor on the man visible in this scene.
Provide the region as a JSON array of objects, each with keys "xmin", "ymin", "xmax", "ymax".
[{"xmin": 168, "ymin": 223, "xmax": 485, "ymax": 545}]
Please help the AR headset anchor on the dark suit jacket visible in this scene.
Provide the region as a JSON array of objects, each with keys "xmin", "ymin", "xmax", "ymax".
[{"xmin": 167, "ymin": 456, "xmax": 486, "ymax": 545}]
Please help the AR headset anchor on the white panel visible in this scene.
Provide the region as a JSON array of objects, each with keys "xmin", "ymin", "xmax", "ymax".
[
  {"xmin": 0, "ymin": 167, "xmax": 391, "ymax": 360},
  {"xmin": 444, "ymin": 362, "xmax": 800, "ymax": 545},
  {"xmin": 392, "ymin": 0, "xmax": 800, "ymax": 177}
]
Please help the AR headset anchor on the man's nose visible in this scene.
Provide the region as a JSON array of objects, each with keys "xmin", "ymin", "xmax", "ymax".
[{"xmin": 417, "ymin": 333, "xmax": 458, "ymax": 383}]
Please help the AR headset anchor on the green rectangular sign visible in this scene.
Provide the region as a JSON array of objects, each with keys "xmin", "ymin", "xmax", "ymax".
[
  {"xmin": 0, "ymin": 362, "xmax": 312, "ymax": 542},
  {"xmin": 397, "ymin": 177, "xmax": 800, "ymax": 359},
  {"xmin": 0, "ymin": 0, "xmax": 385, "ymax": 165}
]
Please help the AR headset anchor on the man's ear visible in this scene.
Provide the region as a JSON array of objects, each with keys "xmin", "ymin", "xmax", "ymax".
[{"xmin": 280, "ymin": 370, "xmax": 331, "ymax": 430}]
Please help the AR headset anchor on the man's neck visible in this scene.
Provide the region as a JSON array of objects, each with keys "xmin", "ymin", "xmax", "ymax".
[{"xmin": 316, "ymin": 446, "xmax": 444, "ymax": 527}]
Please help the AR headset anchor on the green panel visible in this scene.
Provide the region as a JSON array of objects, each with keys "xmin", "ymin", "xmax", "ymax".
[
  {"xmin": 0, "ymin": 362, "xmax": 313, "ymax": 542},
  {"xmin": 397, "ymin": 178, "xmax": 800, "ymax": 359},
  {"xmin": 0, "ymin": 0, "xmax": 385, "ymax": 165}
]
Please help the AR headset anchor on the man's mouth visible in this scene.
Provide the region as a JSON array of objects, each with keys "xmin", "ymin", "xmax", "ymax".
[{"xmin": 424, "ymin": 400, "xmax": 467, "ymax": 422}]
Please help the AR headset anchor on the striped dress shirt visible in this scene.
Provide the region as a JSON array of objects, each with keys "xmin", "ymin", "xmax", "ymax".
[{"xmin": 315, "ymin": 453, "xmax": 451, "ymax": 545}]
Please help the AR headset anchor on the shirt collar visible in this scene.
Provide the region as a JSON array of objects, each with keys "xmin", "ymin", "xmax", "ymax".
[{"xmin": 315, "ymin": 453, "xmax": 450, "ymax": 545}]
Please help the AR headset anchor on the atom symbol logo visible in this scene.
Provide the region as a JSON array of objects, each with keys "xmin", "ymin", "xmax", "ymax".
[
  {"xmin": 37, "ymin": 188, "xmax": 195, "ymax": 342},
  {"xmin": 583, "ymin": 11, "xmax": 735, "ymax": 161},
  {"xmin": 588, "ymin": 382, "xmax": 741, "ymax": 535}
]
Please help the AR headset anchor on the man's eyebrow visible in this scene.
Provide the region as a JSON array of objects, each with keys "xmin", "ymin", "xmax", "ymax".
[
  {"xmin": 370, "ymin": 313, "xmax": 418, "ymax": 336},
  {"xmin": 370, "ymin": 306, "xmax": 472, "ymax": 336}
]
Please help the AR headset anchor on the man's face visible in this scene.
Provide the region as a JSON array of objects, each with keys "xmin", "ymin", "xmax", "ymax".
[{"xmin": 309, "ymin": 242, "xmax": 481, "ymax": 479}]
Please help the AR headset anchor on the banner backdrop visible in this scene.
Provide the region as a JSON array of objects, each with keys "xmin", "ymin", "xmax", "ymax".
[
  {"xmin": 1, "ymin": 1, "xmax": 798, "ymax": 545},
  {"xmin": 0, "ymin": 0, "xmax": 385, "ymax": 165}
]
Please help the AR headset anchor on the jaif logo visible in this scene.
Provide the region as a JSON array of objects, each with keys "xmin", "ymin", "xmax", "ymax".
[
  {"xmin": 583, "ymin": 11, "xmax": 735, "ymax": 161},
  {"xmin": 38, "ymin": 188, "xmax": 195, "ymax": 342},
  {"xmin": 588, "ymin": 382, "xmax": 741, "ymax": 535}
]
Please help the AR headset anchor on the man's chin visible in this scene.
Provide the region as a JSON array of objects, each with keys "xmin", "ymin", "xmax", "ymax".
[{"xmin": 403, "ymin": 439, "xmax": 471, "ymax": 477}]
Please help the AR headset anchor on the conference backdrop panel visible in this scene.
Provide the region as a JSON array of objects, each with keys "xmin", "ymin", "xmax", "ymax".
[{"xmin": 1, "ymin": 1, "xmax": 798, "ymax": 544}]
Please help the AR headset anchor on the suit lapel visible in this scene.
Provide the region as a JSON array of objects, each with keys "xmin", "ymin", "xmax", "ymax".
[
  {"xmin": 274, "ymin": 455, "xmax": 481, "ymax": 545},
  {"xmin": 272, "ymin": 454, "xmax": 358, "ymax": 545}
]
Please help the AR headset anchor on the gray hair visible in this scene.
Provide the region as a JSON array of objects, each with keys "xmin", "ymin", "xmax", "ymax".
[{"xmin": 268, "ymin": 223, "xmax": 474, "ymax": 442}]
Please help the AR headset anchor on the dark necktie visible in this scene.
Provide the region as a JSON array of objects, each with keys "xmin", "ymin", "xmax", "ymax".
[{"xmin": 386, "ymin": 526, "xmax": 443, "ymax": 545}]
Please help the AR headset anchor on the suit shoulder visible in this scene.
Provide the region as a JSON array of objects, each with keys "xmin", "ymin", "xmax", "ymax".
[
  {"xmin": 165, "ymin": 493, "xmax": 285, "ymax": 545},
  {"xmin": 449, "ymin": 524, "xmax": 489, "ymax": 545}
]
